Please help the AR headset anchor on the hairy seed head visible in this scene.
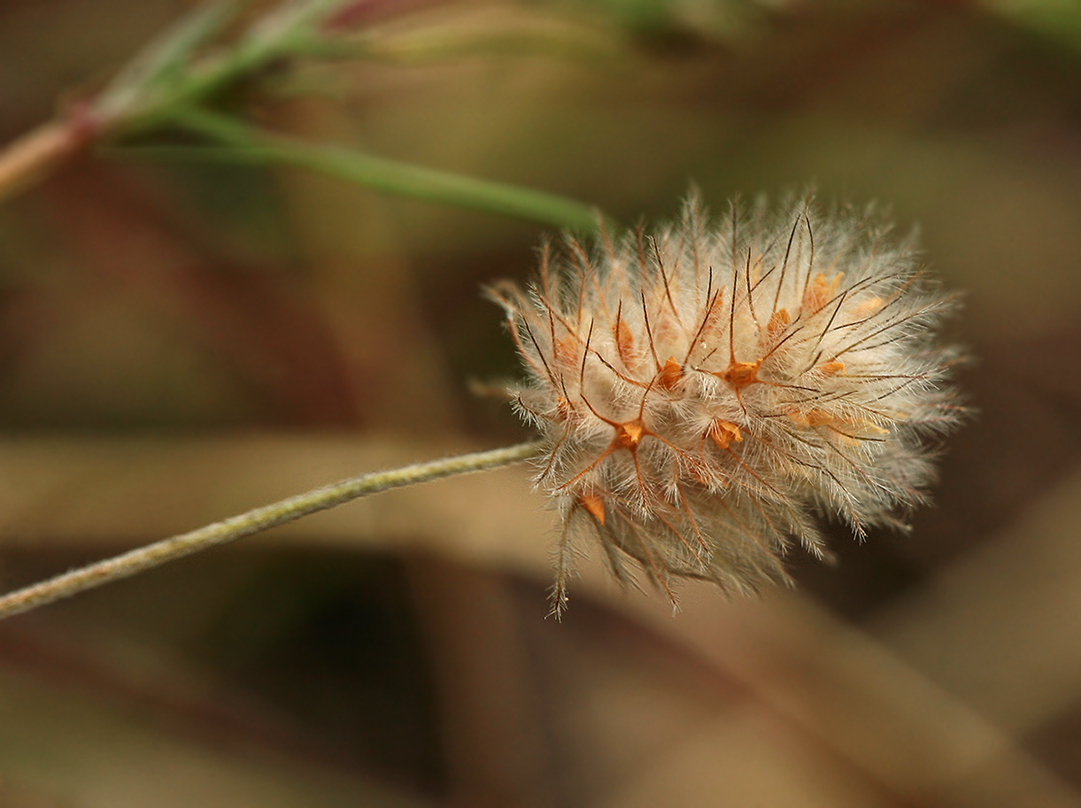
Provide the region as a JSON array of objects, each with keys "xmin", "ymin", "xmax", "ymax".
[{"xmin": 488, "ymin": 193, "xmax": 964, "ymax": 615}]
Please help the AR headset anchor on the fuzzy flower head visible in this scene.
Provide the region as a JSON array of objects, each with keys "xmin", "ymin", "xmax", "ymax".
[{"xmin": 489, "ymin": 193, "xmax": 963, "ymax": 614}]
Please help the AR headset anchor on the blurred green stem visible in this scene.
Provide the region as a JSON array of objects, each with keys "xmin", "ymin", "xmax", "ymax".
[
  {"xmin": 162, "ymin": 107, "xmax": 605, "ymax": 231},
  {"xmin": 0, "ymin": 0, "xmax": 334, "ymax": 204},
  {"xmin": 0, "ymin": 0, "xmax": 614, "ymax": 224},
  {"xmin": 0, "ymin": 440, "xmax": 543, "ymax": 621},
  {"xmin": 95, "ymin": 0, "xmax": 344, "ymax": 133}
]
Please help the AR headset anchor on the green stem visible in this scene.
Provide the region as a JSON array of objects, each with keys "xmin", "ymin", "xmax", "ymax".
[
  {"xmin": 0, "ymin": 440, "xmax": 543, "ymax": 621},
  {"xmin": 160, "ymin": 107, "xmax": 606, "ymax": 232},
  {"xmin": 97, "ymin": 0, "xmax": 346, "ymax": 134}
]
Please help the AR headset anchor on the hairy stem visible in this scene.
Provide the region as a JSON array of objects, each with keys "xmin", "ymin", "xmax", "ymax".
[{"xmin": 0, "ymin": 440, "xmax": 543, "ymax": 621}]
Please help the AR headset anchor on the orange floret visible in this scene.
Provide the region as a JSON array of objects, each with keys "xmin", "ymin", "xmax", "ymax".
[
  {"xmin": 578, "ymin": 493, "xmax": 606, "ymax": 525},
  {"xmin": 852, "ymin": 296, "xmax": 884, "ymax": 319},
  {"xmin": 719, "ymin": 359, "xmax": 763, "ymax": 390},
  {"xmin": 766, "ymin": 308, "xmax": 791, "ymax": 341},
  {"xmin": 709, "ymin": 419, "xmax": 743, "ymax": 450},
  {"xmin": 553, "ymin": 335, "xmax": 579, "ymax": 365},
  {"xmin": 615, "ymin": 419, "xmax": 647, "ymax": 450},
  {"xmin": 789, "ymin": 409, "xmax": 834, "ymax": 427},
  {"xmin": 615, "ymin": 317, "xmax": 637, "ymax": 369},
  {"xmin": 657, "ymin": 357, "xmax": 683, "ymax": 389},
  {"xmin": 803, "ymin": 273, "xmax": 844, "ymax": 313}
]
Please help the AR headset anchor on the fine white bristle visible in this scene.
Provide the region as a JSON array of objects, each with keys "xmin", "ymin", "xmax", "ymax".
[{"xmin": 488, "ymin": 193, "xmax": 964, "ymax": 615}]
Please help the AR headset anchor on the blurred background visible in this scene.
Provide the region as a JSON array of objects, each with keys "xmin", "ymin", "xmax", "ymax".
[{"xmin": 0, "ymin": 0, "xmax": 1079, "ymax": 805}]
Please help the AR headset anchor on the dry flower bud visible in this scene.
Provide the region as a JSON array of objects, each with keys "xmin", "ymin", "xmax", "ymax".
[{"xmin": 489, "ymin": 193, "xmax": 964, "ymax": 615}]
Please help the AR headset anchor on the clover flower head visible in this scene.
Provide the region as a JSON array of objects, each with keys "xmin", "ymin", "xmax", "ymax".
[{"xmin": 488, "ymin": 193, "xmax": 963, "ymax": 615}]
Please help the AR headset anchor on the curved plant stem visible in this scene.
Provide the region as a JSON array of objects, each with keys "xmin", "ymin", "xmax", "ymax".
[
  {"xmin": 0, "ymin": 120, "xmax": 87, "ymax": 204},
  {"xmin": 0, "ymin": 440, "xmax": 543, "ymax": 621},
  {"xmin": 162, "ymin": 107, "xmax": 607, "ymax": 232}
]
